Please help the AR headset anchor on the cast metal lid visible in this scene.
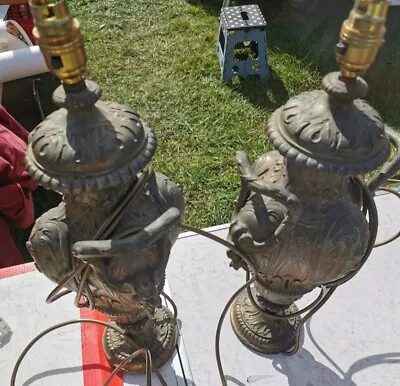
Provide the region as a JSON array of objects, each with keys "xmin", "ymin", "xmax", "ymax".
[
  {"xmin": 267, "ymin": 72, "xmax": 390, "ymax": 175},
  {"xmin": 25, "ymin": 80, "xmax": 156, "ymax": 193}
]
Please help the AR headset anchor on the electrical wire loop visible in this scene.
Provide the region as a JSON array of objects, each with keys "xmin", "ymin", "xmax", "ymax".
[{"xmin": 10, "ymin": 176, "xmax": 399, "ymax": 386}]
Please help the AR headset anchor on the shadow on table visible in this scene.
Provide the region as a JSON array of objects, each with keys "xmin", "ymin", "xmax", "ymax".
[
  {"xmin": 221, "ymin": 321, "xmax": 304, "ymax": 385},
  {"xmin": 21, "ymin": 342, "xmax": 195, "ymax": 386},
  {"xmin": 268, "ymin": 349, "xmax": 400, "ymax": 386},
  {"xmin": 268, "ymin": 348, "xmax": 356, "ymax": 386},
  {"xmin": 175, "ymin": 319, "xmax": 196, "ymax": 385},
  {"xmin": 21, "ymin": 364, "xmax": 113, "ymax": 386},
  {"xmin": 0, "ymin": 331, "xmax": 12, "ymax": 349},
  {"xmin": 224, "ymin": 375, "xmax": 247, "ymax": 386},
  {"xmin": 21, "ymin": 362, "xmax": 195, "ymax": 386},
  {"xmin": 243, "ymin": 318, "xmax": 400, "ymax": 386}
]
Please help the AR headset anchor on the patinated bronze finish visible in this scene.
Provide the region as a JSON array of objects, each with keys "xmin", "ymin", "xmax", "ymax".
[
  {"xmin": 227, "ymin": 0, "xmax": 400, "ymax": 354},
  {"xmin": 25, "ymin": 0, "xmax": 184, "ymax": 373},
  {"xmin": 26, "ymin": 80, "xmax": 184, "ymax": 372}
]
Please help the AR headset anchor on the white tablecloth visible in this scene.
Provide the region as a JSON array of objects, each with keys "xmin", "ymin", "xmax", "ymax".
[
  {"xmin": 0, "ymin": 265, "xmax": 190, "ymax": 386},
  {"xmin": 167, "ymin": 190, "xmax": 400, "ymax": 386}
]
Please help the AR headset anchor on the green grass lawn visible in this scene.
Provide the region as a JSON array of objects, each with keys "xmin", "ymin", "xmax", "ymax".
[{"xmin": 13, "ymin": 0, "xmax": 400, "ymax": 259}]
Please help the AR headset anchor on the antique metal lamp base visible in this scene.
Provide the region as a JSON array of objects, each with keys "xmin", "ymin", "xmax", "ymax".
[
  {"xmin": 230, "ymin": 290, "xmax": 300, "ymax": 354},
  {"xmin": 103, "ymin": 306, "xmax": 178, "ymax": 373}
]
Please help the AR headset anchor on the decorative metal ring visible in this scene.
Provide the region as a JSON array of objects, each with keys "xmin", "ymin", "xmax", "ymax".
[
  {"xmin": 246, "ymin": 281, "xmax": 328, "ymax": 320},
  {"xmin": 374, "ymin": 186, "xmax": 400, "ymax": 248}
]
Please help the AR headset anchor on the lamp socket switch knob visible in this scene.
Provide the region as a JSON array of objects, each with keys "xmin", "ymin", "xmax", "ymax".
[{"xmin": 336, "ymin": 42, "xmax": 348, "ymax": 56}]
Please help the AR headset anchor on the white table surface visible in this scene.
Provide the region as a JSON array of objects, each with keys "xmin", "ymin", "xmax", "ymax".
[
  {"xmin": 1, "ymin": 190, "xmax": 399, "ymax": 386},
  {"xmin": 0, "ymin": 269, "xmax": 192, "ymax": 386},
  {"xmin": 167, "ymin": 190, "xmax": 400, "ymax": 386}
]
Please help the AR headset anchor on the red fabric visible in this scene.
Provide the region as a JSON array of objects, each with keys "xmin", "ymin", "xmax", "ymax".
[
  {"xmin": 0, "ymin": 105, "xmax": 37, "ymax": 268},
  {"xmin": 0, "ymin": 218, "xmax": 25, "ymax": 268}
]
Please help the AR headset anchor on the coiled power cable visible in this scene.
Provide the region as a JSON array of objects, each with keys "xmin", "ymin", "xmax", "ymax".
[{"xmin": 9, "ymin": 177, "xmax": 398, "ymax": 385}]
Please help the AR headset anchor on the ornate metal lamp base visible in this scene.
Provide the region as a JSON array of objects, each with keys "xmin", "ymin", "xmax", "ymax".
[
  {"xmin": 102, "ymin": 306, "xmax": 178, "ymax": 373},
  {"xmin": 230, "ymin": 290, "xmax": 301, "ymax": 354}
]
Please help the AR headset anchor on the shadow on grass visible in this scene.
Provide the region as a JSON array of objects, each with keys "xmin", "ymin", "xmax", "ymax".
[
  {"xmin": 228, "ymin": 68, "xmax": 289, "ymax": 110},
  {"xmin": 189, "ymin": 0, "xmax": 284, "ymax": 17},
  {"xmin": 186, "ymin": 0, "xmax": 225, "ymax": 16},
  {"xmin": 36, "ymin": 73, "xmax": 61, "ymax": 117},
  {"xmin": 267, "ymin": 0, "xmax": 400, "ymax": 127},
  {"xmin": 9, "ymin": 0, "xmax": 400, "ymax": 260},
  {"xmin": 192, "ymin": 0, "xmax": 400, "ymax": 127}
]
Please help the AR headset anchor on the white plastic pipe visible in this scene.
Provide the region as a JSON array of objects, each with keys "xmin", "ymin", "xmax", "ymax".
[
  {"xmin": 0, "ymin": 45, "xmax": 48, "ymax": 83},
  {"xmin": 0, "ymin": 19, "xmax": 49, "ymax": 87}
]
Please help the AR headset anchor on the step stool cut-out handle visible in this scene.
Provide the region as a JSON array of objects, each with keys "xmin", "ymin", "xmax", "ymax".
[{"xmin": 241, "ymin": 11, "xmax": 249, "ymax": 21}]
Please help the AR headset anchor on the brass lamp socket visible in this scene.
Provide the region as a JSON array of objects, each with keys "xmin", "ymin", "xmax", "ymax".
[
  {"xmin": 336, "ymin": 0, "xmax": 390, "ymax": 79},
  {"xmin": 29, "ymin": 0, "xmax": 87, "ymax": 85}
]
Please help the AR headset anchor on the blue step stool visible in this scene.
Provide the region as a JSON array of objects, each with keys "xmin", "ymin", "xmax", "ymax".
[{"xmin": 217, "ymin": 4, "xmax": 269, "ymax": 81}]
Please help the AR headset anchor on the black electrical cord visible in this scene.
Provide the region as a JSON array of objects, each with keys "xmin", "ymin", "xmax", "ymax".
[
  {"xmin": 373, "ymin": 186, "xmax": 400, "ymax": 248},
  {"xmin": 10, "ymin": 319, "xmax": 168, "ymax": 386},
  {"xmin": 180, "ymin": 223, "xmax": 257, "ymax": 386},
  {"xmin": 10, "ymin": 176, "xmax": 396, "ymax": 386},
  {"xmin": 45, "ymin": 169, "xmax": 151, "ymax": 308},
  {"xmin": 181, "ymin": 175, "xmax": 380, "ymax": 377}
]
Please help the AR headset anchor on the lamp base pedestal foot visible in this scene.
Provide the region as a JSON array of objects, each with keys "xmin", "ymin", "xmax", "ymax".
[
  {"xmin": 102, "ymin": 306, "xmax": 177, "ymax": 373},
  {"xmin": 230, "ymin": 289, "xmax": 301, "ymax": 354}
]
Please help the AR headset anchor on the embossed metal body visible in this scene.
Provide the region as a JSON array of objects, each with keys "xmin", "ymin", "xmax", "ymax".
[
  {"xmin": 227, "ymin": 0, "xmax": 400, "ymax": 354},
  {"xmin": 25, "ymin": 0, "xmax": 184, "ymax": 373},
  {"xmin": 228, "ymin": 72, "xmax": 399, "ymax": 354},
  {"xmin": 26, "ymin": 79, "xmax": 185, "ymax": 371}
]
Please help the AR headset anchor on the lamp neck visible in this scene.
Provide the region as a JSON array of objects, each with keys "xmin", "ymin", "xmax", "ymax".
[
  {"xmin": 286, "ymin": 160, "xmax": 349, "ymax": 203},
  {"xmin": 63, "ymin": 183, "xmax": 131, "ymax": 240}
]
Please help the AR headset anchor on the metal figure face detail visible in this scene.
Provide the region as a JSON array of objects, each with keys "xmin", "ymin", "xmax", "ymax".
[
  {"xmin": 227, "ymin": 73, "xmax": 400, "ymax": 354},
  {"xmin": 225, "ymin": 2, "xmax": 398, "ymax": 353},
  {"xmin": 25, "ymin": 81, "xmax": 185, "ymax": 372}
]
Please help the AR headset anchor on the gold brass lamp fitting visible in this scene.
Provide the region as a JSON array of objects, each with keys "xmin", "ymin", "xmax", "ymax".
[
  {"xmin": 336, "ymin": 0, "xmax": 390, "ymax": 79},
  {"xmin": 29, "ymin": 0, "xmax": 86, "ymax": 85},
  {"xmin": 25, "ymin": 0, "xmax": 184, "ymax": 374},
  {"xmin": 227, "ymin": 0, "xmax": 400, "ymax": 358}
]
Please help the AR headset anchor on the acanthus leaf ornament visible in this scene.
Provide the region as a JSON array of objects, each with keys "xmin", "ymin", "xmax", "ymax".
[
  {"xmin": 227, "ymin": 21, "xmax": 400, "ymax": 353},
  {"xmin": 24, "ymin": 0, "xmax": 185, "ymax": 373}
]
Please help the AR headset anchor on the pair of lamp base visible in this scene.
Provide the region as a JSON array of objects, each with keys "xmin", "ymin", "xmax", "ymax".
[{"xmin": 103, "ymin": 290, "xmax": 299, "ymax": 373}]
